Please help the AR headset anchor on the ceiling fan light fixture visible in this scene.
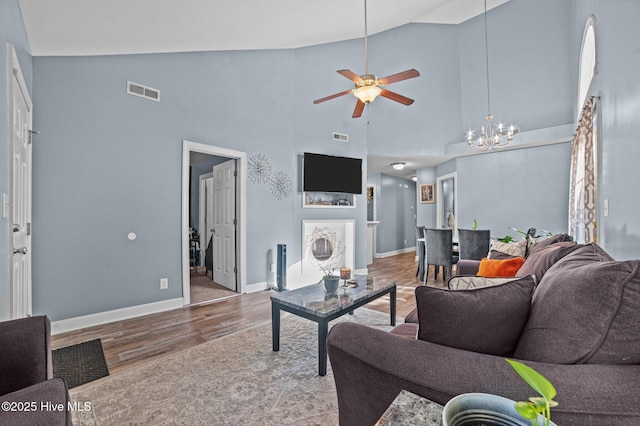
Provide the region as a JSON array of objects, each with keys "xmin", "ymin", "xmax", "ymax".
[{"xmin": 354, "ymin": 85, "xmax": 381, "ymax": 103}]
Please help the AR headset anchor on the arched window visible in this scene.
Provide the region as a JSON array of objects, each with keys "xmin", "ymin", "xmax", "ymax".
[
  {"xmin": 569, "ymin": 17, "xmax": 598, "ymax": 243},
  {"xmin": 578, "ymin": 17, "xmax": 597, "ymax": 115}
]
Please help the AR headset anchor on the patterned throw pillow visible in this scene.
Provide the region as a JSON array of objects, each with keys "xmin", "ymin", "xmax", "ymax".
[{"xmin": 488, "ymin": 240, "xmax": 527, "ymax": 259}]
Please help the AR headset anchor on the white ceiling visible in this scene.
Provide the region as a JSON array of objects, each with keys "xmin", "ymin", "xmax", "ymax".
[
  {"xmin": 19, "ymin": 0, "xmax": 509, "ymax": 56},
  {"xmin": 18, "ymin": 0, "xmax": 509, "ymax": 179}
]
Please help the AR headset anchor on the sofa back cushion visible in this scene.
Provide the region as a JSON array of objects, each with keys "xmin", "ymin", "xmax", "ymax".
[
  {"xmin": 416, "ymin": 276, "xmax": 536, "ymax": 356},
  {"xmin": 515, "ymin": 241, "xmax": 578, "ymax": 281},
  {"xmin": 514, "ymin": 243, "xmax": 640, "ymax": 365},
  {"xmin": 526, "ymin": 233, "xmax": 573, "ymax": 257}
]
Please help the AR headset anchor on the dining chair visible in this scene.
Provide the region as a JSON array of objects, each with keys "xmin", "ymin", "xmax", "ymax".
[
  {"xmin": 424, "ymin": 228, "xmax": 458, "ymax": 283},
  {"xmin": 458, "ymin": 229, "xmax": 491, "ymax": 260}
]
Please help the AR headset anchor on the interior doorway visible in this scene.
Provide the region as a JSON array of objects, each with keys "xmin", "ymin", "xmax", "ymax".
[
  {"xmin": 436, "ymin": 172, "xmax": 457, "ymax": 233},
  {"xmin": 181, "ymin": 141, "xmax": 247, "ymax": 306}
]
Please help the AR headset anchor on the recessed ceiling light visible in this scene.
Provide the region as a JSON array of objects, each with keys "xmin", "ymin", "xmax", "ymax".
[{"xmin": 391, "ymin": 162, "xmax": 406, "ymax": 170}]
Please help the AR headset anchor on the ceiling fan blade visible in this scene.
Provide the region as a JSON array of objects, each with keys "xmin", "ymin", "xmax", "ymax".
[
  {"xmin": 378, "ymin": 69, "xmax": 420, "ymax": 86},
  {"xmin": 337, "ymin": 69, "xmax": 363, "ymax": 83},
  {"xmin": 352, "ymin": 99, "xmax": 365, "ymax": 118},
  {"xmin": 313, "ymin": 89, "xmax": 353, "ymax": 104},
  {"xmin": 380, "ymin": 90, "xmax": 414, "ymax": 106}
]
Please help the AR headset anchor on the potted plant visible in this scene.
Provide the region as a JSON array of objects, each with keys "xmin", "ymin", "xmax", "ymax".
[
  {"xmin": 442, "ymin": 360, "xmax": 557, "ymax": 426},
  {"xmin": 506, "ymin": 359, "xmax": 558, "ymax": 426},
  {"xmin": 319, "ymin": 264, "xmax": 340, "ymax": 294}
]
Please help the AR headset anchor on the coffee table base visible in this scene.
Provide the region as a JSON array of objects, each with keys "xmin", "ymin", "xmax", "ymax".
[{"xmin": 272, "ymin": 285, "xmax": 396, "ymax": 376}]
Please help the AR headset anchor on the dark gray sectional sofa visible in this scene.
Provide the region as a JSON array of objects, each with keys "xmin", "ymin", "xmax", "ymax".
[{"xmin": 327, "ymin": 241, "xmax": 640, "ymax": 425}]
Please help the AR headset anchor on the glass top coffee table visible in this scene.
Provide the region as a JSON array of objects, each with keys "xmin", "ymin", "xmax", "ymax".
[{"xmin": 271, "ymin": 275, "xmax": 396, "ymax": 376}]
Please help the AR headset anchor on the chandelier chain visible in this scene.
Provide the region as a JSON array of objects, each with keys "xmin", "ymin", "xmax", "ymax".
[{"xmin": 484, "ymin": 0, "xmax": 491, "ymax": 116}]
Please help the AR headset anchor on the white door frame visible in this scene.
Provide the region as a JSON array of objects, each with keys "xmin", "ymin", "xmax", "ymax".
[
  {"xmin": 436, "ymin": 172, "xmax": 457, "ymax": 231},
  {"xmin": 181, "ymin": 141, "xmax": 247, "ymax": 304}
]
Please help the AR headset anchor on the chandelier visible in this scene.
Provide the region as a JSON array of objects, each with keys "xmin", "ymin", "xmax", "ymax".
[{"xmin": 467, "ymin": 0, "xmax": 518, "ymax": 151}]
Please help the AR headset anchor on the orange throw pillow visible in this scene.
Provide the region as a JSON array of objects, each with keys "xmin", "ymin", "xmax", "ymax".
[{"xmin": 477, "ymin": 257, "xmax": 525, "ymax": 277}]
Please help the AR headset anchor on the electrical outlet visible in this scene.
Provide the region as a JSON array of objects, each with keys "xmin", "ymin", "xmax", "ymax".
[
  {"xmin": 160, "ymin": 278, "xmax": 168, "ymax": 289},
  {"xmin": 270, "ymin": 263, "xmax": 276, "ymax": 272}
]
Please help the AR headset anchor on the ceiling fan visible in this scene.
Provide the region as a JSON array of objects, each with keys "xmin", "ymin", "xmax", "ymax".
[{"xmin": 313, "ymin": 0, "xmax": 420, "ymax": 118}]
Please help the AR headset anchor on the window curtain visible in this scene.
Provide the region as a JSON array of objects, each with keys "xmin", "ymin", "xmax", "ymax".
[{"xmin": 568, "ymin": 96, "xmax": 597, "ymax": 243}]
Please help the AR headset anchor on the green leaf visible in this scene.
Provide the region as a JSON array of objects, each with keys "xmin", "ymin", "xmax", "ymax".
[
  {"xmin": 472, "ymin": 219, "xmax": 478, "ymax": 230},
  {"xmin": 506, "ymin": 359, "xmax": 557, "ymax": 401},
  {"xmin": 514, "ymin": 401, "xmax": 538, "ymax": 420}
]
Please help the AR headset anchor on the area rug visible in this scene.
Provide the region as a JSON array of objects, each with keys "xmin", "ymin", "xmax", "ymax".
[
  {"xmin": 70, "ymin": 308, "xmax": 396, "ymax": 425},
  {"xmin": 52, "ymin": 339, "xmax": 109, "ymax": 389}
]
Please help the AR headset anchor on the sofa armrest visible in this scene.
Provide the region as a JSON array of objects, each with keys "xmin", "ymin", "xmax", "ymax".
[
  {"xmin": 0, "ymin": 378, "xmax": 72, "ymax": 426},
  {"xmin": 327, "ymin": 322, "xmax": 640, "ymax": 426},
  {"xmin": 455, "ymin": 259, "xmax": 481, "ymax": 276},
  {"xmin": 0, "ymin": 316, "xmax": 52, "ymax": 396}
]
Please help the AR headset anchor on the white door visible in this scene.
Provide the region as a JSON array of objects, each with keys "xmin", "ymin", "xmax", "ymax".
[
  {"xmin": 213, "ymin": 160, "xmax": 236, "ymax": 291},
  {"xmin": 9, "ymin": 46, "xmax": 33, "ymax": 319}
]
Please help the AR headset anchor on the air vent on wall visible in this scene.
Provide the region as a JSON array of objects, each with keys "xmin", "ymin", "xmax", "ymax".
[
  {"xmin": 332, "ymin": 132, "xmax": 348, "ymax": 142},
  {"xmin": 127, "ymin": 81, "xmax": 161, "ymax": 102}
]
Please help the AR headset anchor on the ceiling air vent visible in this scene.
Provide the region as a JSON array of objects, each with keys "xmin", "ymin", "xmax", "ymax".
[
  {"xmin": 127, "ymin": 81, "xmax": 160, "ymax": 102},
  {"xmin": 332, "ymin": 132, "xmax": 348, "ymax": 142}
]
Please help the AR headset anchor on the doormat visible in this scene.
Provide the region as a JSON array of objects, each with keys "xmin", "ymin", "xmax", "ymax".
[{"xmin": 53, "ymin": 339, "xmax": 109, "ymax": 389}]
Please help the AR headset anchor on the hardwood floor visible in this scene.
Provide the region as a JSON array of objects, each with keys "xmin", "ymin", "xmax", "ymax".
[{"xmin": 51, "ymin": 251, "xmax": 447, "ymax": 374}]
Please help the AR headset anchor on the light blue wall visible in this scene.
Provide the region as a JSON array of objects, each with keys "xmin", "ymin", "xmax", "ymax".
[
  {"xmin": 32, "ymin": 50, "xmax": 298, "ymax": 320},
  {"xmin": 456, "ymin": 143, "xmax": 573, "ymax": 240},
  {"xmin": 572, "ymin": 0, "xmax": 640, "ymax": 260},
  {"xmin": 0, "ymin": 0, "xmax": 32, "ymax": 321},
  {"xmin": 415, "ymin": 168, "xmax": 437, "ymax": 229},
  {"xmin": 458, "ymin": 0, "xmax": 575, "ymax": 134}
]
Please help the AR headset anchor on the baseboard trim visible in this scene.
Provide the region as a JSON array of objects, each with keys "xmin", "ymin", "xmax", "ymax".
[
  {"xmin": 246, "ymin": 281, "xmax": 270, "ymax": 293},
  {"xmin": 51, "ymin": 297, "xmax": 184, "ymax": 335},
  {"xmin": 377, "ymin": 247, "xmax": 416, "ymax": 258}
]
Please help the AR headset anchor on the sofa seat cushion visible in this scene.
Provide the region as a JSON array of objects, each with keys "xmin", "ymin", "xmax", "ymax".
[
  {"xmin": 404, "ymin": 308, "xmax": 418, "ymax": 324},
  {"xmin": 476, "ymin": 257, "xmax": 525, "ymax": 277},
  {"xmin": 415, "ymin": 276, "xmax": 536, "ymax": 356},
  {"xmin": 389, "ymin": 323, "xmax": 418, "ymax": 339},
  {"xmin": 515, "ymin": 243, "xmax": 640, "ymax": 364},
  {"xmin": 515, "ymin": 241, "xmax": 578, "ymax": 280}
]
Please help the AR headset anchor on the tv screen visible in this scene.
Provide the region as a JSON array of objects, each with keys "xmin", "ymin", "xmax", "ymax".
[{"xmin": 303, "ymin": 153, "xmax": 363, "ymax": 194}]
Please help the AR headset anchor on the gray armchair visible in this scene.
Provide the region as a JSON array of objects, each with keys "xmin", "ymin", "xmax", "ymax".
[{"xmin": 0, "ymin": 316, "xmax": 72, "ymax": 426}]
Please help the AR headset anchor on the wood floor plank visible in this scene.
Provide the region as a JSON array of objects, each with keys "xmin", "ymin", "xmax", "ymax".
[{"xmin": 51, "ymin": 251, "xmax": 447, "ymax": 374}]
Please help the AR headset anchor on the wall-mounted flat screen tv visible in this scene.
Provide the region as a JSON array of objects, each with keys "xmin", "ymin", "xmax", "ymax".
[{"xmin": 303, "ymin": 152, "xmax": 363, "ymax": 194}]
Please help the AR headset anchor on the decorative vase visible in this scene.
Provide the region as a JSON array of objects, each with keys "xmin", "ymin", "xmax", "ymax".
[
  {"xmin": 323, "ymin": 276, "xmax": 340, "ymax": 294},
  {"xmin": 442, "ymin": 393, "xmax": 557, "ymax": 426}
]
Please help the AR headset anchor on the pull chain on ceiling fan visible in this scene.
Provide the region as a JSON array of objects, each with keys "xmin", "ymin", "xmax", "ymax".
[{"xmin": 313, "ymin": 0, "xmax": 420, "ymax": 118}]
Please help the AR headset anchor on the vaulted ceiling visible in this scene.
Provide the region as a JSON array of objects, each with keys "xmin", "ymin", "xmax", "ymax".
[{"xmin": 19, "ymin": 0, "xmax": 508, "ymax": 56}]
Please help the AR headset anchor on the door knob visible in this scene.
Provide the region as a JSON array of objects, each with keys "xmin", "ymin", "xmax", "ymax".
[
  {"xmin": 13, "ymin": 247, "xmax": 27, "ymax": 255},
  {"xmin": 13, "ymin": 224, "xmax": 20, "ymax": 232}
]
